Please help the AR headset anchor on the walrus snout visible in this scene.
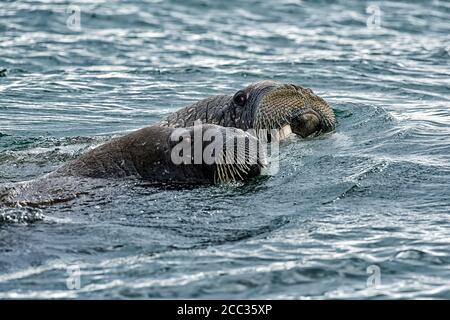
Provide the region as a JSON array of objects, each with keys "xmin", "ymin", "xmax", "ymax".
[
  {"xmin": 290, "ymin": 109, "xmax": 333, "ymax": 138},
  {"xmin": 253, "ymin": 82, "xmax": 336, "ymax": 139},
  {"xmin": 208, "ymin": 126, "xmax": 266, "ymax": 183},
  {"xmin": 169, "ymin": 124, "xmax": 266, "ymax": 184}
]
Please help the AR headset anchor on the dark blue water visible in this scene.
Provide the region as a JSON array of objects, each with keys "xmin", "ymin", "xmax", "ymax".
[{"xmin": 1, "ymin": 0, "xmax": 449, "ymax": 299}]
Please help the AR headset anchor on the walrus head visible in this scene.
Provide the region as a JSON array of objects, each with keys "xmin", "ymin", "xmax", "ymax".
[{"xmin": 161, "ymin": 80, "xmax": 336, "ymax": 140}]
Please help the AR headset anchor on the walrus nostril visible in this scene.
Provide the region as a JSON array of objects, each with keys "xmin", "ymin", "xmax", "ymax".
[{"xmin": 290, "ymin": 111, "xmax": 323, "ymax": 138}]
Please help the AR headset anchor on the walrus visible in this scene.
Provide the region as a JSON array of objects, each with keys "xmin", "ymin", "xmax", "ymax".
[
  {"xmin": 0, "ymin": 80, "xmax": 335, "ymax": 207},
  {"xmin": 160, "ymin": 80, "xmax": 335, "ymax": 140},
  {"xmin": 0, "ymin": 124, "xmax": 265, "ymax": 206}
]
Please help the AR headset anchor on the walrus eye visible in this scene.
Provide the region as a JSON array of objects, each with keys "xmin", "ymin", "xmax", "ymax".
[{"xmin": 233, "ymin": 90, "xmax": 247, "ymax": 107}]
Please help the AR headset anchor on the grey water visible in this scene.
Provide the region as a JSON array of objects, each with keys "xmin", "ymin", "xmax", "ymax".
[{"xmin": 0, "ymin": 0, "xmax": 449, "ymax": 299}]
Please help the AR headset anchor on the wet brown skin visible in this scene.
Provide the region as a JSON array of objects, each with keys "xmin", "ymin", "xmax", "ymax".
[
  {"xmin": 52, "ymin": 124, "xmax": 263, "ymax": 183},
  {"xmin": 0, "ymin": 124, "xmax": 264, "ymax": 206}
]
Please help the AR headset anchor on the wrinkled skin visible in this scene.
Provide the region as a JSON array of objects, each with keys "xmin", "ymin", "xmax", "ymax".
[{"xmin": 160, "ymin": 80, "xmax": 336, "ymax": 139}]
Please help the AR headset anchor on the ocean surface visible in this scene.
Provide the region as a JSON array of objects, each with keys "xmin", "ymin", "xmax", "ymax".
[{"xmin": 1, "ymin": 0, "xmax": 449, "ymax": 299}]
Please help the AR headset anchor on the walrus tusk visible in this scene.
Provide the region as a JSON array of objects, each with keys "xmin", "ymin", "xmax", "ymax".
[{"xmin": 278, "ymin": 124, "xmax": 293, "ymax": 140}]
